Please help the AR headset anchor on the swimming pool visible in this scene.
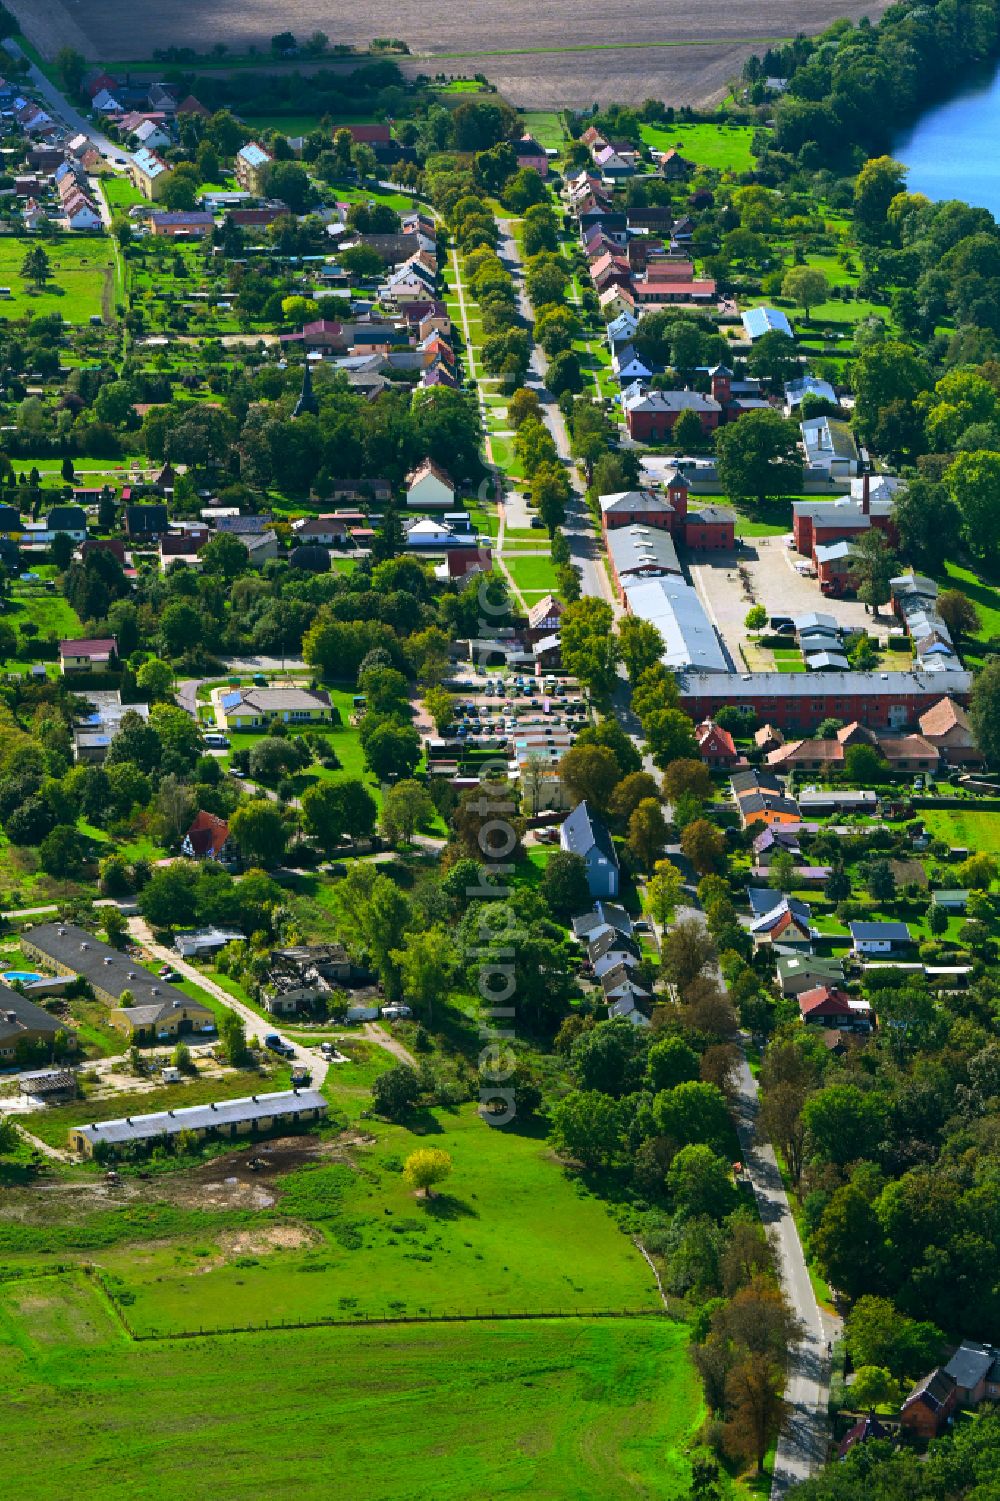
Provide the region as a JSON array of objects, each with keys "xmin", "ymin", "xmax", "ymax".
[{"xmin": 2, "ymin": 970, "xmax": 42, "ymax": 985}]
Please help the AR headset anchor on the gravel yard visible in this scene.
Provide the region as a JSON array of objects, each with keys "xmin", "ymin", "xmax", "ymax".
[{"xmin": 688, "ymin": 533, "xmax": 894, "ymax": 666}]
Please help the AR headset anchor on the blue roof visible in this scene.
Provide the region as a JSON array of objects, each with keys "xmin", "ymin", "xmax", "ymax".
[
  {"xmin": 850, "ymin": 921, "xmax": 911, "ymax": 942},
  {"xmin": 742, "ymin": 305, "xmax": 793, "ymax": 340},
  {"xmin": 238, "ymin": 142, "xmax": 271, "ymax": 168}
]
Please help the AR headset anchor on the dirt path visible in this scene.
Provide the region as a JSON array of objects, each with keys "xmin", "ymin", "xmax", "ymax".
[{"xmin": 363, "ymin": 1022, "xmax": 417, "ymax": 1067}]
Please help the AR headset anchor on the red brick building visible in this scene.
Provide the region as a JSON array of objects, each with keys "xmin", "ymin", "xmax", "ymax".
[{"xmin": 679, "ymin": 670, "xmax": 972, "ymax": 736}]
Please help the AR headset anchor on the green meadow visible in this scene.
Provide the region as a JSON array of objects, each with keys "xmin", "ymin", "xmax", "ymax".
[{"xmin": 0, "ymin": 1275, "xmax": 703, "ymax": 1501}]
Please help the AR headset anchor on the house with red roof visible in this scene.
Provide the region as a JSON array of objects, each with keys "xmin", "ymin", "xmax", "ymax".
[
  {"xmin": 797, "ymin": 984, "xmax": 869, "ymax": 1029},
  {"xmin": 696, "ymin": 719, "xmax": 740, "ymax": 768},
  {"xmin": 182, "ymin": 810, "xmax": 236, "ymax": 865}
]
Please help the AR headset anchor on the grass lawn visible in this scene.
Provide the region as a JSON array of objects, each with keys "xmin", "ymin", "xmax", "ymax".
[
  {"xmin": 936, "ymin": 560, "xmax": 1000, "ymax": 664},
  {"xmin": 639, "ymin": 122, "xmax": 758, "ymax": 171},
  {"xmin": 242, "ymin": 114, "xmax": 325, "ymax": 136},
  {"xmin": 520, "ymin": 110, "xmax": 566, "ymax": 150},
  {"xmin": 100, "ymin": 175, "xmax": 145, "ymax": 212},
  {"xmin": 0, "ymin": 1281, "xmax": 703, "ymax": 1501},
  {"xmin": 505, "ymin": 554, "xmax": 558, "ymax": 597},
  {"xmin": 7, "ymin": 579, "xmax": 83, "ymax": 643},
  {"xmin": 101, "ymin": 1103, "xmax": 661, "ymax": 1332},
  {"xmin": 0, "ymin": 238, "xmax": 117, "ymax": 324},
  {"xmin": 20, "ymin": 1065, "xmax": 292, "ymax": 1149},
  {"xmin": 922, "ymin": 808, "xmax": 1000, "ymax": 853}
]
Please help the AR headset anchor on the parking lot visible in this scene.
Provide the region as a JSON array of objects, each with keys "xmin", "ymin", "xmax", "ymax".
[{"xmin": 689, "ymin": 533, "xmax": 893, "ymax": 666}]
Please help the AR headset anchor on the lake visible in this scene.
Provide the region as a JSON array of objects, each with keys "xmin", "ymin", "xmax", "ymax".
[{"xmin": 896, "ymin": 65, "xmax": 1000, "ymax": 218}]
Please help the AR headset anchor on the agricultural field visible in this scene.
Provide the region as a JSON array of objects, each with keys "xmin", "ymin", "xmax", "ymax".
[
  {"xmin": 0, "ymin": 238, "xmax": 116, "ymax": 325},
  {"xmin": 0, "ymin": 1278, "xmax": 702, "ymax": 1501},
  {"xmin": 16, "ymin": 0, "xmax": 892, "ymax": 106}
]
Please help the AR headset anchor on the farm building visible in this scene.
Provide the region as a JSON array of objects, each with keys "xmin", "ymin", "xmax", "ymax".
[{"xmin": 68, "ymin": 1088, "xmax": 327, "ymax": 1157}]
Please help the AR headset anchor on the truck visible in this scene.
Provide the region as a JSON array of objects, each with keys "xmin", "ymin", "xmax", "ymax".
[{"xmin": 264, "ymin": 1033, "xmax": 295, "ymax": 1059}]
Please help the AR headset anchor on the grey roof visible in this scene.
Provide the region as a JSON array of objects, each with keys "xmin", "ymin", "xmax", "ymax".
[
  {"xmin": 216, "ymin": 514, "xmax": 273, "ymax": 534},
  {"xmin": 225, "ymin": 686, "xmax": 331, "ymax": 714},
  {"xmin": 73, "ymin": 1088, "xmax": 326, "ymax": 1147},
  {"xmin": 588, "ymin": 928, "xmax": 641, "ymax": 964},
  {"xmin": 689, "ymin": 504, "xmax": 736, "ymax": 524},
  {"xmin": 944, "ymin": 1341, "xmax": 995, "ymax": 1392},
  {"xmin": 849, "ymin": 921, "xmax": 912, "ymax": 942},
  {"xmin": 747, "ymin": 889, "xmax": 811, "ymax": 920},
  {"xmin": 599, "ymin": 489, "xmax": 674, "ymax": 516},
  {"xmin": 561, "ymin": 800, "xmax": 618, "ymax": 867},
  {"xmin": 801, "ymin": 416, "xmax": 859, "ymax": 464},
  {"xmin": 732, "ymin": 768, "xmax": 785, "ymax": 796},
  {"xmin": 23, "ymin": 923, "xmax": 192, "ymax": 1011},
  {"xmin": 775, "ymin": 953, "xmax": 844, "ymax": 981},
  {"xmin": 680, "ymin": 669, "xmax": 973, "ymax": 699},
  {"xmin": 601, "ymin": 962, "xmax": 649, "ymax": 998},
  {"xmin": 0, "ymin": 985, "xmax": 60, "ymax": 1043},
  {"xmin": 126, "ymin": 503, "xmax": 169, "ymax": 530},
  {"xmin": 607, "ymin": 524, "xmax": 681, "ymax": 579},
  {"xmin": 806, "ymin": 651, "xmax": 851, "ymax": 671},
  {"xmin": 625, "ymin": 389, "xmax": 722, "ymax": 415},
  {"xmin": 624, "ymin": 574, "xmax": 728, "ymax": 674},
  {"xmin": 742, "ymin": 306, "xmax": 792, "ymax": 339}
]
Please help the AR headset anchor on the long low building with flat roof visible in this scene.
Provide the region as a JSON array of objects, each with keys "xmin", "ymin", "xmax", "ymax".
[
  {"xmin": 69, "ymin": 1088, "xmax": 327, "ymax": 1156},
  {"xmin": 678, "ymin": 669, "xmax": 972, "ymax": 734},
  {"xmin": 607, "ymin": 524, "xmax": 681, "ymax": 599},
  {"xmin": 624, "ymin": 574, "xmax": 729, "ymax": 674}
]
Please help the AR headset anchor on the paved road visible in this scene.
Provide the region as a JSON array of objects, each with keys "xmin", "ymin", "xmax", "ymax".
[
  {"xmin": 732, "ymin": 1046, "xmax": 836, "ymax": 1497},
  {"xmin": 2, "ymin": 39, "xmax": 120, "ymax": 161},
  {"xmin": 495, "ymin": 219, "xmax": 617, "ymax": 612}
]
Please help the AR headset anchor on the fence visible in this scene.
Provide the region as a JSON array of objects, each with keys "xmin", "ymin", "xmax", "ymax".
[{"xmin": 81, "ymin": 1264, "xmax": 663, "ymax": 1342}]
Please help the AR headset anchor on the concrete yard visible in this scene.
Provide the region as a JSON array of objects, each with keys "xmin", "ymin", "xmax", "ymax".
[{"xmin": 689, "ymin": 533, "xmax": 892, "ymax": 667}]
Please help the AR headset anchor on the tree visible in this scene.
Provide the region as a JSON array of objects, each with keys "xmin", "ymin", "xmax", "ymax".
[
  {"xmin": 646, "ymin": 858, "xmax": 684, "ymax": 930},
  {"xmin": 653, "ymin": 1080, "xmax": 731, "ymax": 1155},
  {"xmin": 541, "ymin": 850, "xmax": 591, "ymax": 919},
  {"xmin": 229, "ymin": 800, "xmax": 287, "ymax": 867},
  {"xmin": 662, "ymin": 759, "xmax": 711, "ymax": 804},
  {"xmin": 724, "ymin": 1357, "xmax": 789, "ymax": 1476},
  {"xmin": 971, "ymin": 658, "xmax": 1000, "ymax": 765},
  {"xmin": 219, "ymin": 1011, "xmax": 248, "ymax": 1066},
  {"xmin": 21, "ymin": 247, "xmax": 51, "ymax": 289},
  {"xmin": 744, "ymin": 604, "xmax": 767, "ymax": 633},
  {"xmin": 892, "ymin": 478, "xmax": 958, "ymax": 568},
  {"xmin": 851, "ymin": 529, "xmax": 898, "ymax": 616},
  {"xmin": 646, "ymin": 1034, "xmax": 700, "ymax": 1092},
  {"xmin": 423, "ymin": 686, "xmax": 454, "ymax": 735},
  {"xmin": 559, "ymin": 598, "xmax": 619, "ymax": 698},
  {"xmin": 854, "ymin": 155, "xmax": 908, "ymax": 235},
  {"xmin": 672, "ymin": 407, "xmax": 706, "ymax": 451},
  {"xmin": 39, "ymin": 825, "xmax": 84, "ymax": 879},
  {"xmin": 301, "ymin": 779, "xmax": 377, "ymax": 851},
  {"xmin": 558, "ymin": 743, "xmax": 621, "ymax": 812},
  {"xmin": 381, "ymin": 780, "xmax": 434, "ymax": 845},
  {"xmin": 403, "ymin": 1147, "xmax": 453, "ymax": 1198},
  {"xmin": 0, "ymin": 621, "xmax": 16, "ymax": 665},
  {"xmin": 371, "ymin": 1063, "xmax": 420, "ymax": 1120},
  {"xmin": 759, "ymin": 1080, "xmax": 807, "ymax": 1186},
  {"xmin": 746, "ymin": 329, "xmax": 799, "ymax": 390},
  {"xmin": 338, "ymin": 244, "xmax": 385, "ymax": 281},
  {"xmin": 618, "ymin": 616, "xmax": 665, "ymax": 684},
  {"xmin": 844, "ymin": 742, "xmax": 888, "ymax": 784},
  {"xmin": 136, "ymin": 657, "xmax": 174, "ymax": 701},
  {"xmin": 662, "ymin": 914, "xmax": 718, "ymax": 995},
  {"xmin": 264, "ymin": 160, "xmax": 314, "ymax": 213},
  {"xmin": 106, "ymin": 710, "xmax": 160, "ymax": 775},
  {"xmin": 390, "ymin": 925, "xmax": 456, "ymax": 1025},
  {"xmin": 610, "ymin": 771, "xmax": 661, "ymax": 825},
  {"xmin": 927, "ymin": 901, "xmax": 949, "ymax": 937},
  {"xmin": 781, "ymin": 266, "xmax": 829, "ymax": 322},
  {"xmin": 715, "ymin": 409, "xmax": 802, "ymax": 503},
  {"xmin": 668, "ymin": 1143, "xmax": 737, "ymax": 1220},
  {"xmin": 547, "ymin": 350, "xmax": 583, "ymax": 397},
  {"xmin": 338, "ymin": 866, "xmax": 411, "ymax": 999},
  {"xmin": 200, "ymin": 533, "xmax": 249, "ymax": 582},
  {"xmin": 849, "ymin": 1365, "xmax": 903, "ymax": 1409},
  {"xmin": 802, "ymin": 1083, "xmax": 882, "ymax": 1167},
  {"xmin": 550, "ymin": 1089, "xmax": 623, "ymax": 1168},
  {"xmin": 361, "ymin": 718, "xmax": 421, "ymax": 782},
  {"xmin": 55, "ymin": 46, "xmax": 87, "ymax": 95},
  {"xmin": 867, "ymin": 859, "xmax": 896, "ymax": 903},
  {"xmin": 957, "ymin": 852, "xmax": 998, "ymax": 890},
  {"xmin": 644, "ymin": 708, "xmax": 698, "ymax": 771},
  {"xmin": 846, "ymin": 1295, "xmax": 943, "ymax": 1380},
  {"xmin": 530, "ymin": 459, "xmax": 571, "ymax": 532},
  {"xmin": 937, "ymin": 588, "xmax": 981, "ymax": 640},
  {"xmin": 628, "ymin": 797, "xmax": 668, "ymax": 870},
  {"xmin": 681, "ymin": 818, "xmax": 726, "ymax": 877}
]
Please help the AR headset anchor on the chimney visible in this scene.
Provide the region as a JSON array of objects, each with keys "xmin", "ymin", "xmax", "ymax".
[{"xmin": 861, "ymin": 469, "xmax": 870, "ymax": 516}]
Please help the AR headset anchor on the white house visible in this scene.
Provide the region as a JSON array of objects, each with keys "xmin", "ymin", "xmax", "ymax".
[
  {"xmin": 849, "ymin": 921, "xmax": 912, "ymax": 955},
  {"xmin": 134, "ymin": 119, "xmax": 171, "ymax": 151},
  {"xmin": 406, "ymin": 459, "xmax": 455, "ymax": 509},
  {"xmin": 404, "ymin": 516, "xmax": 455, "ymax": 548}
]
